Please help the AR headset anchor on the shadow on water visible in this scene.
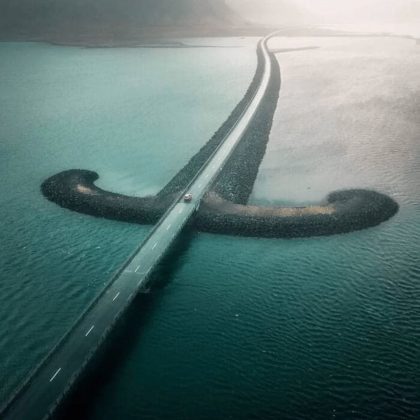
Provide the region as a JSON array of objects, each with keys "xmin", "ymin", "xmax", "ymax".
[{"xmin": 55, "ymin": 227, "xmax": 196, "ymax": 420}]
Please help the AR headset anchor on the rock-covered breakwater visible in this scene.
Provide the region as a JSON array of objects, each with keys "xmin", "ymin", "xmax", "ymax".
[
  {"xmin": 158, "ymin": 40, "xmax": 266, "ymax": 198},
  {"xmin": 196, "ymin": 190, "xmax": 399, "ymax": 238},
  {"xmin": 41, "ymin": 169, "xmax": 170, "ymax": 224},
  {"xmin": 41, "ymin": 40, "xmax": 399, "ymax": 238}
]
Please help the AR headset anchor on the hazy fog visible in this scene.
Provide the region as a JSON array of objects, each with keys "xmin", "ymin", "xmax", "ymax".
[{"xmin": 227, "ymin": 0, "xmax": 420, "ymax": 25}]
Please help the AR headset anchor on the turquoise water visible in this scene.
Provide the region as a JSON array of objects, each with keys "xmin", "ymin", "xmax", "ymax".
[
  {"xmin": 85, "ymin": 37, "xmax": 420, "ymax": 420},
  {"xmin": 0, "ymin": 39, "xmax": 256, "ymax": 401},
  {"xmin": 1, "ymin": 35, "xmax": 420, "ymax": 420}
]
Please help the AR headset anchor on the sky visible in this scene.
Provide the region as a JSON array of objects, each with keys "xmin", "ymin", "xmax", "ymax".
[{"xmin": 227, "ymin": 0, "xmax": 420, "ymax": 25}]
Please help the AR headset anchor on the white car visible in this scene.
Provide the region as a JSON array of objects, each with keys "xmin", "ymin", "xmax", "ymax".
[{"xmin": 183, "ymin": 193, "xmax": 193, "ymax": 202}]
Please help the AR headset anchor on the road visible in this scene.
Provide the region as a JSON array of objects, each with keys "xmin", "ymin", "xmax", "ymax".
[{"xmin": 1, "ymin": 33, "xmax": 274, "ymax": 420}]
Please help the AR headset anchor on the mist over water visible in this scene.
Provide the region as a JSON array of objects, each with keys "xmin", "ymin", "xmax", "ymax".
[
  {"xmin": 251, "ymin": 35, "xmax": 420, "ymax": 205},
  {"xmin": 227, "ymin": 0, "xmax": 420, "ymax": 35}
]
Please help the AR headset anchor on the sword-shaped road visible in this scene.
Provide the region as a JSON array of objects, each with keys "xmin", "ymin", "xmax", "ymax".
[{"xmin": 1, "ymin": 33, "xmax": 275, "ymax": 420}]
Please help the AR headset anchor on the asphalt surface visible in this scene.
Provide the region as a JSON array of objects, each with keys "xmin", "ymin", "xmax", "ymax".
[{"xmin": 1, "ymin": 34, "xmax": 274, "ymax": 420}]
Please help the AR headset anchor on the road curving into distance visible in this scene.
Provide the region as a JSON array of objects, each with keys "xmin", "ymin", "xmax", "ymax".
[{"xmin": 2, "ymin": 33, "xmax": 279, "ymax": 420}]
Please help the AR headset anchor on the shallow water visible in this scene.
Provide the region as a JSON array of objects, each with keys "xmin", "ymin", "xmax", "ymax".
[{"xmin": 0, "ymin": 38, "xmax": 256, "ymax": 401}]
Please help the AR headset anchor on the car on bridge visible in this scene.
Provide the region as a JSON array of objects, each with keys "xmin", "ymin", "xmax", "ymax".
[{"xmin": 183, "ymin": 193, "xmax": 193, "ymax": 202}]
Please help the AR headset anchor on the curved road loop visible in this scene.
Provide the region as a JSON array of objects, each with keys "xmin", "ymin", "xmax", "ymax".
[{"xmin": 1, "ymin": 33, "xmax": 277, "ymax": 420}]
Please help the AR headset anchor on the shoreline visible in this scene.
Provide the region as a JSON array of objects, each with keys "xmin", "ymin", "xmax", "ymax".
[{"xmin": 2, "ymin": 25, "xmax": 417, "ymax": 48}]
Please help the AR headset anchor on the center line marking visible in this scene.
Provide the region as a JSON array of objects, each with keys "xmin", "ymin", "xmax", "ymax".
[
  {"xmin": 152, "ymin": 243, "xmax": 158, "ymax": 250},
  {"xmin": 178, "ymin": 208, "xmax": 182, "ymax": 214},
  {"xmin": 166, "ymin": 224, "xmax": 171, "ymax": 230},
  {"xmin": 112, "ymin": 292, "xmax": 120, "ymax": 301},
  {"xmin": 85, "ymin": 325, "xmax": 95, "ymax": 336},
  {"xmin": 49, "ymin": 368, "xmax": 61, "ymax": 382},
  {"xmin": 135, "ymin": 265, "xmax": 141, "ymax": 273}
]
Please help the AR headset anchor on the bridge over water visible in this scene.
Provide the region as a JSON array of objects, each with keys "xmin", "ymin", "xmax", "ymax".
[{"xmin": 1, "ymin": 34, "xmax": 275, "ymax": 419}]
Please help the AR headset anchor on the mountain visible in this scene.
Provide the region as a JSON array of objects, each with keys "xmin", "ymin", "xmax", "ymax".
[{"xmin": 0, "ymin": 0, "xmax": 239, "ymax": 43}]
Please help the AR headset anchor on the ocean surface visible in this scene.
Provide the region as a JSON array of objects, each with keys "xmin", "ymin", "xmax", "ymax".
[
  {"xmin": 1, "ymin": 33, "xmax": 420, "ymax": 420},
  {"xmin": 0, "ymin": 38, "xmax": 256, "ymax": 402}
]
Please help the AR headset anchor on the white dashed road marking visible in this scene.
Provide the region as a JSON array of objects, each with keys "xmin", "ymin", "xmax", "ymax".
[
  {"xmin": 85, "ymin": 325, "xmax": 95, "ymax": 337},
  {"xmin": 49, "ymin": 368, "xmax": 61, "ymax": 382}
]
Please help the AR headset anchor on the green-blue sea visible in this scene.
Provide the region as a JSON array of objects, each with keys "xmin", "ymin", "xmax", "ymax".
[{"xmin": 1, "ymin": 35, "xmax": 420, "ymax": 419}]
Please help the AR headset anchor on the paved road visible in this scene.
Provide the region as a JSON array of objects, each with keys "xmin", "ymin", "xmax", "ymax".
[{"xmin": 1, "ymin": 34, "xmax": 274, "ymax": 420}]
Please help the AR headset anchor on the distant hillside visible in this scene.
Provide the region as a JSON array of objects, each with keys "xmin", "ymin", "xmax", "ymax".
[{"xmin": 0, "ymin": 0, "xmax": 240, "ymax": 43}]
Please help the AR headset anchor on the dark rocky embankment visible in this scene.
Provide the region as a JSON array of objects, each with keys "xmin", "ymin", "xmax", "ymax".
[
  {"xmin": 158, "ymin": 40, "xmax": 265, "ymax": 197},
  {"xmin": 196, "ymin": 190, "xmax": 399, "ymax": 238},
  {"xmin": 40, "ymin": 40, "xmax": 399, "ymax": 238},
  {"xmin": 211, "ymin": 51, "xmax": 280, "ymax": 204},
  {"xmin": 41, "ymin": 169, "xmax": 171, "ymax": 224}
]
